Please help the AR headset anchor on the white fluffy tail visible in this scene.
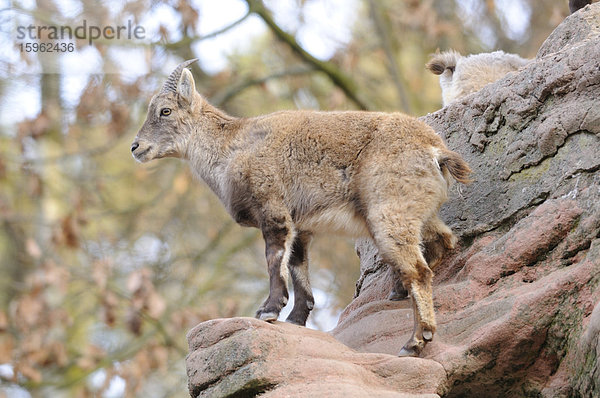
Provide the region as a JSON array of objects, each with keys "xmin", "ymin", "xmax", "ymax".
[{"xmin": 426, "ymin": 50, "xmax": 461, "ymax": 76}]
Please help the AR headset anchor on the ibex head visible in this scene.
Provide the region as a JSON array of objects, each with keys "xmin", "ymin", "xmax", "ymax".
[{"xmin": 131, "ymin": 59, "xmax": 200, "ymax": 162}]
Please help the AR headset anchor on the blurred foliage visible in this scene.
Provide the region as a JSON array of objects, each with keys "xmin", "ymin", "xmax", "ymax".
[{"xmin": 0, "ymin": 0, "xmax": 569, "ymax": 396}]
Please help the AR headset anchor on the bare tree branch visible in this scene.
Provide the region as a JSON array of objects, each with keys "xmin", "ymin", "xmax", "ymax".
[
  {"xmin": 245, "ymin": 0, "xmax": 372, "ymax": 110},
  {"xmin": 164, "ymin": 10, "xmax": 251, "ymax": 50},
  {"xmin": 211, "ymin": 65, "xmax": 315, "ymax": 106},
  {"xmin": 199, "ymin": 10, "xmax": 252, "ymax": 41}
]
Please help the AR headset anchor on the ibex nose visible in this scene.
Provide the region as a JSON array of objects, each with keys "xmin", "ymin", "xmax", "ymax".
[{"xmin": 131, "ymin": 142, "xmax": 139, "ymax": 153}]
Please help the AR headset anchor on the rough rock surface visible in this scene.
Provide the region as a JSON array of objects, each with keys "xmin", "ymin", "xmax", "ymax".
[
  {"xmin": 187, "ymin": 318, "xmax": 444, "ymax": 398},
  {"xmin": 186, "ymin": 6, "xmax": 600, "ymax": 397}
]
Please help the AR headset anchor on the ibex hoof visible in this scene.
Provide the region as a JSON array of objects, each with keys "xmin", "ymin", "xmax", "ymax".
[
  {"xmin": 398, "ymin": 345, "xmax": 421, "ymax": 357},
  {"xmin": 423, "ymin": 329, "xmax": 433, "ymax": 341},
  {"xmin": 256, "ymin": 311, "xmax": 279, "ymax": 322},
  {"xmin": 399, "ymin": 337, "xmax": 426, "ymax": 357},
  {"xmin": 285, "ymin": 317, "xmax": 306, "ymax": 326}
]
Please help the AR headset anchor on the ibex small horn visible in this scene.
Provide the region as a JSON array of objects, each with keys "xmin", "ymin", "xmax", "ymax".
[{"xmin": 161, "ymin": 58, "xmax": 199, "ymax": 94}]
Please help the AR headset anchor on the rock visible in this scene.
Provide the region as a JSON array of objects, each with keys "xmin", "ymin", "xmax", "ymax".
[
  {"xmin": 537, "ymin": 3, "xmax": 600, "ymax": 57},
  {"xmin": 186, "ymin": 5, "xmax": 600, "ymax": 397},
  {"xmin": 186, "ymin": 317, "xmax": 445, "ymax": 398}
]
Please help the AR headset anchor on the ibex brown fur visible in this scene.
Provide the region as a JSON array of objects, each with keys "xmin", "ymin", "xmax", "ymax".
[{"xmin": 131, "ymin": 59, "xmax": 471, "ymax": 356}]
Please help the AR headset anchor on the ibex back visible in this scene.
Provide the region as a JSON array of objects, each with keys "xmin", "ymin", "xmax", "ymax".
[{"xmin": 131, "ymin": 59, "xmax": 471, "ymax": 357}]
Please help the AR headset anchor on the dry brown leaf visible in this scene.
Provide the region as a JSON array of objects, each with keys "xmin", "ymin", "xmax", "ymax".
[
  {"xmin": 0, "ymin": 336, "xmax": 14, "ymax": 363},
  {"xmin": 16, "ymin": 363, "xmax": 42, "ymax": 383},
  {"xmin": 146, "ymin": 291, "xmax": 166, "ymax": 319},
  {"xmin": 0, "ymin": 311, "xmax": 7, "ymax": 331},
  {"xmin": 126, "ymin": 269, "xmax": 146, "ymax": 293},
  {"xmin": 76, "ymin": 344, "xmax": 105, "ymax": 371},
  {"xmin": 25, "ymin": 238, "xmax": 42, "ymax": 259},
  {"xmin": 92, "ymin": 260, "xmax": 110, "ymax": 290},
  {"xmin": 101, "ymin": 291, "xmax": 119, "ymax": 327},
  {"xmin": 61, "ymin": 215, "xmax": 79, "ymax": 248},
  {"xmin": 126, "ymin": 308, "xmax": 142, "ymax": 336},
  {"xmin": 16, "ymin": 294, "xmax": 45, "ymax": 328}
]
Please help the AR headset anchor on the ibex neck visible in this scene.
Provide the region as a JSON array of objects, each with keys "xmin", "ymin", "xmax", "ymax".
[{"xmin": 185, "ymin": 105, "xmax": 239, "ymax": 202}]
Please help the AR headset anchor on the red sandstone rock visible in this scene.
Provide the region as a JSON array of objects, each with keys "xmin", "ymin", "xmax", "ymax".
[{"xmin": 187, "ymin": 317, "xmax": 445, "ymax": 397}]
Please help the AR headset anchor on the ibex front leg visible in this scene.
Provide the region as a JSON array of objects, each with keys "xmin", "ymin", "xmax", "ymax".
[
  {"xmin": 256, "ymin": 214, "xmax": 295, "ymax": 322},
  {"xmin": 286, "ymin": 231, "xmax": 314, "ymax": 326}
]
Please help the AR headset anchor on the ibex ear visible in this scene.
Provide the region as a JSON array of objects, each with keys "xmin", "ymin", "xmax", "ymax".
[{"xmin": 177, "ymin": 68, "xmax": 196, "ymax": 105}]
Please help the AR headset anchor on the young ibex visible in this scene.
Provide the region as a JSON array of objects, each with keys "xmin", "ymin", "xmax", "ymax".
[
  {"xmin": 131, "ymin": 59, "xmax": 471, "ymax": 356},
  {"xmin": 426, "ymin": 50, "xmax": 530, "ymax": 107}
]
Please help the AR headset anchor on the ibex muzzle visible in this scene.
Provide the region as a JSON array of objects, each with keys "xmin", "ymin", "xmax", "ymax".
[{"xmin": 132, "ymin": 59, "xmax": 471, "ymax": 357}]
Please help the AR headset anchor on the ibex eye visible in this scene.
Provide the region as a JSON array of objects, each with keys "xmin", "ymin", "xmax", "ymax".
[{"xmin": 160, "ymin": 108, "xmax": 172, "ymax": 116}]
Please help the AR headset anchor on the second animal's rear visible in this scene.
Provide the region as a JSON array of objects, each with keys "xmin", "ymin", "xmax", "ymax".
[{"xmin": 427, "ymin": 50, "xmax": 529, "ymax": 106}]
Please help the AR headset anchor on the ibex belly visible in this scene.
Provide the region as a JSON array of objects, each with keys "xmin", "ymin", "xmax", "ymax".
[{"xmin": 298, "ymin": 202, "xmax": 369, "ymax": 237}]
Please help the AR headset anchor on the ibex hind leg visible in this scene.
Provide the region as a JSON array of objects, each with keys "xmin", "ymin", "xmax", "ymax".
[
  {"xmin": 390, "ymin": 243, "xmax": 435, "ymax": 357},
  {"xmin": 285, "ymin": 231, "xmax": 315, "ymax": 326},
  {"xmin": 368, "ymin": 205, "xmax": 436, "ymax": 357},
  {"xmin": 389, "ymin": 216, "xmax": 454, "ymax": 301},
  {"xmin": 388, "ymin": 268, "xmax": 409, "ymax": 301},
  {"xmin": 422, "ymin": 214, "xmax": 457, "ymax": 270}
]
